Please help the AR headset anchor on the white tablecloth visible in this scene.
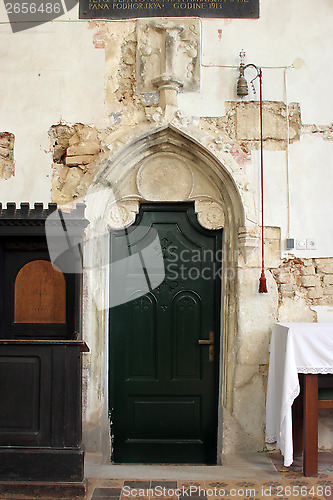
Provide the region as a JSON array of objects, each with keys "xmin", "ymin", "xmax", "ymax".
[{"xmin": 265, "ymin": 323, "xmax": 333, "ymax": 466}]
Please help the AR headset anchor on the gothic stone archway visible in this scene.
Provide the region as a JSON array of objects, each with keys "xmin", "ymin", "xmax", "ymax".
[{"xmin": 81, "ymin": 124, "xmax": 259, "ymax": 461}]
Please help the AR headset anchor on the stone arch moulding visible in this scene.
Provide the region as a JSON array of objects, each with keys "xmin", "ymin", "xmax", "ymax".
[{"xmin": 81, "ymin": 123, "xmax": 259, "ymax": 459}]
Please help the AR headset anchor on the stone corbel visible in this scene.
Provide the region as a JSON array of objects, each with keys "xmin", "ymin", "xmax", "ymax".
[
  {"xmin": 238, "ymin": 226, "xmax": 260, "ymax": 262},
  {"xmin": 106, "ymin": 200, "xmax": 140, "ymax": 230},
  {"xmin": 195, "ymin": 200, "xmax": 225, "ymax": 230}
]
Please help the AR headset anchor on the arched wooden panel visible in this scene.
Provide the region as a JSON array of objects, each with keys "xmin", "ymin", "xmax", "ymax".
[
  {"xmin": 126, "ymin": 294, "xmax": 156, "ymax": 379},
  {"xmin": 172, "ymin": 292, "xmax": 201, "ymax": 379},
  {"xmin": 14, "ymin": 260, "xmax": 66, "ymax": 324}
]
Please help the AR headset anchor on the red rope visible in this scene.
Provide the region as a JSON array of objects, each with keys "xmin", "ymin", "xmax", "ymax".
[{"xmin": 259, "ymin": 69, "xmax": 268, "ymax": 293}]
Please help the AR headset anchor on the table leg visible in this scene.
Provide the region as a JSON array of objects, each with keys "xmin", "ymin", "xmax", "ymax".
[
  {"xmin": 292, "ymin": 377, "xmax": 303, "ymax": 457},
  {"xmin": 303, "ymin": 374, "xmax": 318, "ymax": 476}
]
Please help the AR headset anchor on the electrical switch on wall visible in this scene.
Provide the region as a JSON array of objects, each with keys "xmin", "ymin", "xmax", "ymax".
[
  {"xmin": 296, "ymin": 240, "xmax": 306, "ymax": 250},
  {"xmin": 295, "ymin": 239, "xmax": 317, "ymax": 250},
  {"xmin": 306, "ymin": 239, "xmax": 317, "ymax": 250}
]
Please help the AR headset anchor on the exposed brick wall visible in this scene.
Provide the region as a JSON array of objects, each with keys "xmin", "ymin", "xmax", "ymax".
[
  {"xmin": 49, "ymin": 124, "xmax": 102, "ymax": 204},
  {"xmin": 271, "ymin": 257, "xmax": 333, "ymax": 307},
  {"xmin": 205, "ymin": 101, "xmax": 302, "ymax": 152},
  {"xmin": 0, "ymin": 132, "xmax": 15, "ymax": 179}
]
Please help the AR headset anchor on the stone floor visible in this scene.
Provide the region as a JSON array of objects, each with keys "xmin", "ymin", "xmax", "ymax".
[
  {"xmin": 1, "ymin": 452, "xmax": 333, "ymax": 499},
  {"xmin": 84, "ymin": 452, "xmax": 333, "ymax": 500}
]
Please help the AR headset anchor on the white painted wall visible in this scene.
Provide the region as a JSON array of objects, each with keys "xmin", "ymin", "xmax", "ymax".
[{"xmin": 250, "ymin": 136, "xmax": 333, "ymax": 258}]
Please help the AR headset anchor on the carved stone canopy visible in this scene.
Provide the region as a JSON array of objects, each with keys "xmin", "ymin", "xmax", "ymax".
[{"xmin": 105, "ymin": 152, "xmax": 225, "ymax": 231}]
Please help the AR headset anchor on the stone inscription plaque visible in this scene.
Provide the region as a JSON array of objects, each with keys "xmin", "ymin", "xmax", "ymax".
[{"xmin": 79, "ymin": 0, "xmax": 259, "ymax": 19}]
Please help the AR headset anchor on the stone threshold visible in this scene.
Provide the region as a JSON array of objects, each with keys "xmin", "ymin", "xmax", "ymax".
[{"xmin": 84, "ymin": 453, "xmax": 280, "ymax": 480}]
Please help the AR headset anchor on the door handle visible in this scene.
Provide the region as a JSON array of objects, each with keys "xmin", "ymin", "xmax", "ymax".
[{"xmin": 198, "ymin": 331, "xmax": 214, "ymax": 362}]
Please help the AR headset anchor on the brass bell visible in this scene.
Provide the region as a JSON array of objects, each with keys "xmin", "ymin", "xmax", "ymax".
[
  {"xmin": 237, "ymin": 70, "xmax": 249, "ymax": 97},
  {"xmin": 237, "ymin": 75, "xmax": 249, "ymax": 96}
]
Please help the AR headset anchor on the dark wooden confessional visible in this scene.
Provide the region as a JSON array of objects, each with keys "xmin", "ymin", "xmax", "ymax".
[{"xmin": 0, "ymin": 202, "xmax": 89, "ymax": 483}]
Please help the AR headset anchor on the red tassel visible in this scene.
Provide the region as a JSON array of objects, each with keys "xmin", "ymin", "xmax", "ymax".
[{"xmin": 259, "ymin": 270, "xmax": 268, "ymax": 293}]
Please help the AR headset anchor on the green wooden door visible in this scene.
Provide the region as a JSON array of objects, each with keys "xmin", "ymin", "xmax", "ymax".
[{"xmin": 109, "ymin": 203, "xmax": 222, "ymax": 464}]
